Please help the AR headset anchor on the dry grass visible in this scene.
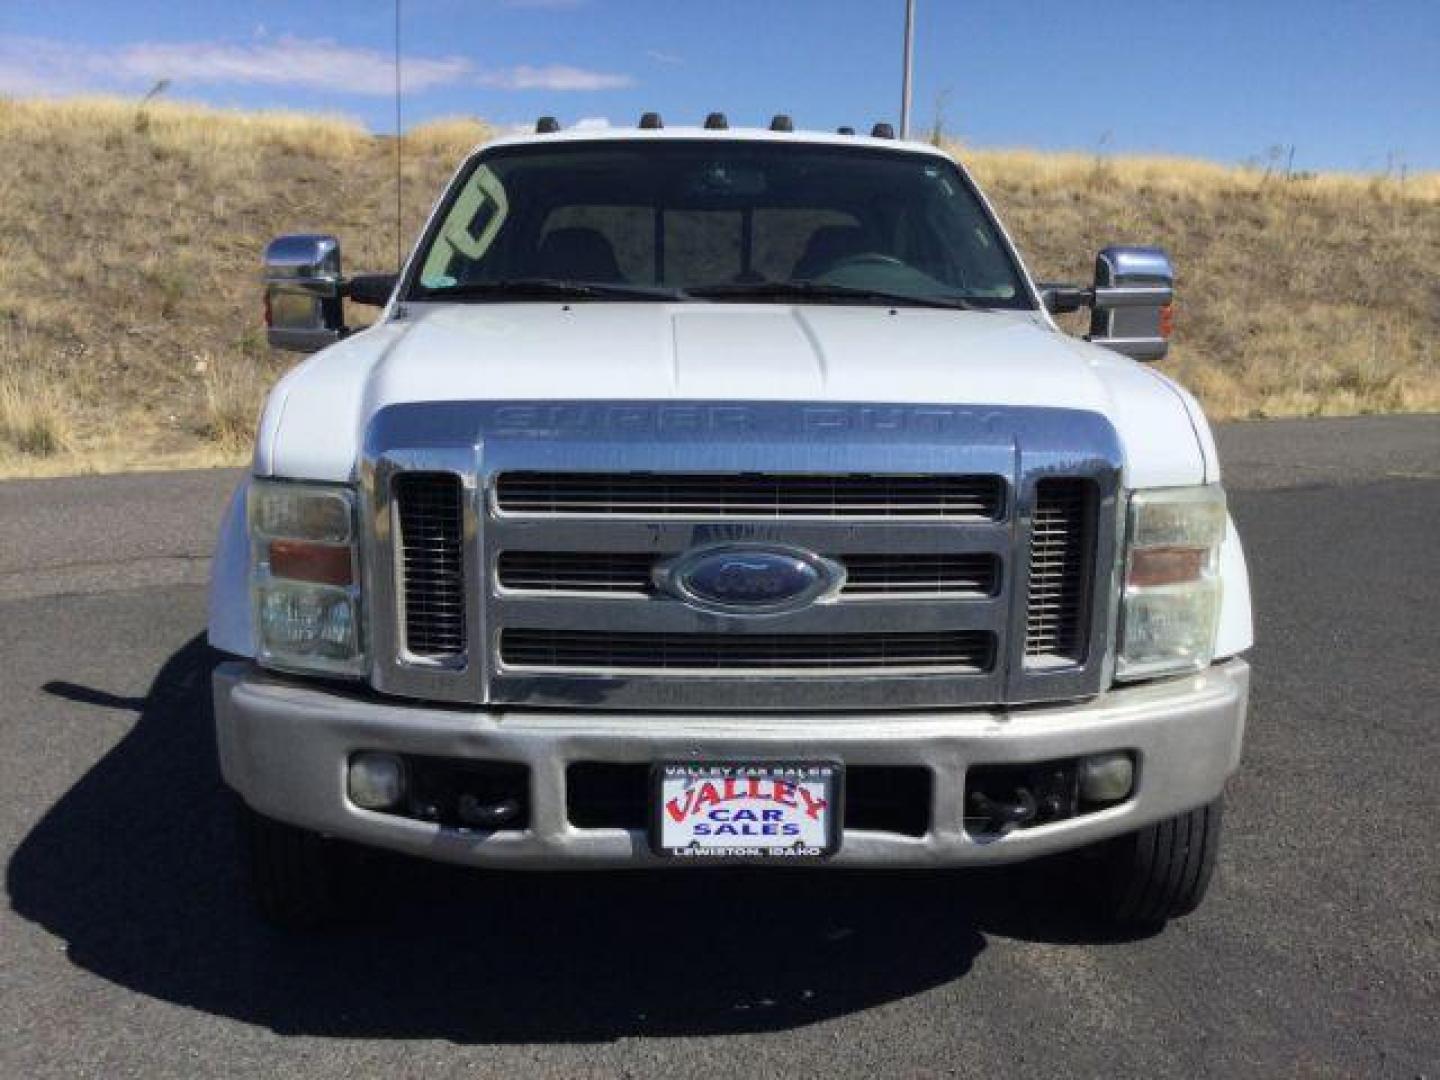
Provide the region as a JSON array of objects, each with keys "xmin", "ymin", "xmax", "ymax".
[
  {"xmin": 0, "ymin": 96, "xmax": 1433, "ymax": 478},
  {"xmin": 1, "ymin": 370, "xmax": 71, "ymax": 456},
  {"xmin": 956, "ymin": 142, "xmax": 1439, "ymax": 419},
  {"xmin": 199, "ymin": 352, "xmax": 269, "ymax": 451}
]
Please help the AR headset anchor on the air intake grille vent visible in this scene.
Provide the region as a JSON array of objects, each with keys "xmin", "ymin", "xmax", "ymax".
[
  {"xmin": 395, "ymin": 472, "xmax": 467, "ymax": 659},
  {"xmin": 496, "ymin": 551, "xmax": 998, "ymax": 597},
  {"xmin": 497, "ymin": 551, "xmax": 655, "ymax": 593},
  {"xmin": 494, "ymin": 472, "xmax": 1004, "ymax": 520},
  {"xmin": 500, "ymin": 629, "xmax": 994, "ymax": 674},
  {"xmin": 841, "ymin": 554, "xmax": 998, "ymax": 596},
  {"xmin": 1024, "ymin": 479, "xmax": 1095, "ymax": 664}
]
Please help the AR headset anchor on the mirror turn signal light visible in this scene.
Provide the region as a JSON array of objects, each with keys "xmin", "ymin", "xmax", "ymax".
[
  {"xmin": 1158, "ymin": 303, "xmax": 1175, "ymax": 338},
  {"xmin": 268, "ymin": 539, "xmax": 354, "ymax": 586}
]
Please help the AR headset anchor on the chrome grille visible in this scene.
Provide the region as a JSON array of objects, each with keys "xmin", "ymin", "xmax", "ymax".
[
  {"xmin": 500, "ymin": 629, "xmax": 994, "ymax": 674},
  {"xmin": 1024, "ymin": 478, "xmax": 1096, "ymax": 664},
  {"xmin": 842, "ymin": 554, "xmax": 997, "ymax": 596},
  {"xmin": 497, "ymin": 550, "xmax": 998, "ymax": 598},
  {"xmin": 394, "ymin": 472, "xmax": 467, "ymax": 659},
  {"xmin": 497, "ymin": 551, "xmax": 655, "ymax": 593},
  {"xmin": 364, "ymin": 400, "xmax": 1122, "ymax": 709},
  {"xmin": 495, "ymin": 471, "xmax": 1003, "ymax": 519}
]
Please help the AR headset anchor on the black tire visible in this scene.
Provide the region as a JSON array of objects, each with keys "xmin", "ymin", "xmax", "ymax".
[
  {"xmin": 238, "ymin": 802, "xmax": 341, "ymax": 930},
  {"xmin": 1090, "ymin": 798, "xmax": 1223, "ymax": 928}
]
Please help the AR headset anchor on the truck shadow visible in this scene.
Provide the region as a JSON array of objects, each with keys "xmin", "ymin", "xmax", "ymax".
[{"xmin": 8, "ymin": 635, "xmax": 1135, "ymax": 1044}]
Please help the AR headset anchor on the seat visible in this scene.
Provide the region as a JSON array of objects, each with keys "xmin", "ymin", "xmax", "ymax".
[
  {"xmin": 792, "ymin": 225, "xmax": 869, "ymax": 280},
  {"xmin": 534, "ymin": 227, "xmax": 623, "ymax": 283}
]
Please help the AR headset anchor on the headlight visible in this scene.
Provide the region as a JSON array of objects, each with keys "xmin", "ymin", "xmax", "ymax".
[
  {"xmin": 1116, "ymin": 485, "xmax": 1225, "ymax": 681},
  {"xmin": 249, "ymin": 480, "xmax": 364, "ymax": 677}
]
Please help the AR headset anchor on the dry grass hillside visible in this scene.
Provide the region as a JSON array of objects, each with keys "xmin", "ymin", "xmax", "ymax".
[{"xmin": 1, "ymin": 96, "xmax": 1435, "ymax": 476}]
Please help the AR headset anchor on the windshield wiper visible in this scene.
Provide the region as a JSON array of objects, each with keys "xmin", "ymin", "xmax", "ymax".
[
  {"xmin": 418, "ymin": 278, "xmax": 691, "ymax": 302},
  {"xmin": 688, "ymin": 281, "xmax": 982, "ymax": 310}
]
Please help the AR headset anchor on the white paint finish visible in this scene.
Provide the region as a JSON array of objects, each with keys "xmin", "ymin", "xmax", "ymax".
[
  {"xmin": 1214, "ymin": 514, "xmax": 1254, "ymax": 659},
  {"xmin": 207, "ymin": 480, "xmax": 254, "ymax": 656},
  {"xmin": 252, "ymin": 322, "xmax": 403, "ymax": 480},
  {"xmin": 258, "ymin": 302, "xmax": 1209, "ymax": 491},
  {"xmin": 671, "ymin": 308, "xmax": 823, "ymax": 396},
  {"xmin": 478, "ymin": 124, "xmax": 955, "ymax": 159}
]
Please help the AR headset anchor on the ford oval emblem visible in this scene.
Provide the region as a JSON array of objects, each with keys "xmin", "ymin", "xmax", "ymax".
[{"xmin": 658, "ymin": 544, "xmax": 845, "ymax": 614}]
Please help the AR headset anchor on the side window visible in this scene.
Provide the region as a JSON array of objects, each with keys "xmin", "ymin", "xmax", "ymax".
[
  {"xmin": 420, "ymin": 165, "xmax": 509, "ymax": 287},
  {"xmin": 540, "ymin": 206, "xmax": 654, "ymax": 282}
]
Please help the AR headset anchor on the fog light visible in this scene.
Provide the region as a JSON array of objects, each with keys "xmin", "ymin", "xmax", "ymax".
[
  {"xmin": 348, "ymin": 752, "xmax": 406, "ymax": 810},
  {"xmin": 1079, "ymin": 752, "xmax": 1134, "ymax": 804}
]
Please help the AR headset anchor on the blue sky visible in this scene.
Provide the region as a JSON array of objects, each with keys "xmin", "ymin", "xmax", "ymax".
[{"xmin": 2, "ymin": 0, "xmax": 1436, "ymax": 172}]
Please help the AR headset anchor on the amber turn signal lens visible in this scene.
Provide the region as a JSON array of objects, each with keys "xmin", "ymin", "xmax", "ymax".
[
  {"xmin": 268, "ymin": 539, "xmax": 354, "ymax": 586},
  {"xmin": 1128, "ymin": 545, "xmax": 1205, "ymax": 588},
  {"xmin": 1158, "ymin": 303, "xmax": 1175, "ymax": 338}
]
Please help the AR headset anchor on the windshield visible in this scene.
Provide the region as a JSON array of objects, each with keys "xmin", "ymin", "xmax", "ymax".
[{"xmin": 406, "ymin": 140, "xmax": 1034, "ymax": 309}]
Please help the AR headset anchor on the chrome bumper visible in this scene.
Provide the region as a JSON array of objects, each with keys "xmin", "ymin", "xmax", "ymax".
[{"xmin": 213, "ymin": 659, "xmax": 1248, "ymax": 869}]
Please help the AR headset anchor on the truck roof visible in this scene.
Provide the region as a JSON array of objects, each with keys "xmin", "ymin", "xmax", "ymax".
[{"xmin": 476, "ymin": 124, "xmax": 954, "ymax": 160}]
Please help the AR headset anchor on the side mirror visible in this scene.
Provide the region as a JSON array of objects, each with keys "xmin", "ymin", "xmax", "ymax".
[
  {"xmin": 264, "ymin": 235, "xmax": 345, "ymax": 352},
  {"xmin": 1087, "ymin": 246, "xmax": 1174, "ymax": 361},
  {"xmin": 1039, "ymin": 246, "xmax": 1175, "ymax": 361}
]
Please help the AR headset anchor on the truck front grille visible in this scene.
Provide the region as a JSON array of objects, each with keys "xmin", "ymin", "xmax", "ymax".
[
  {"xmin": 368, "ymin": 401, "xmax": 1120, "ymax": 708},
  {"xmin": 495, "ymin": 471, "xmax": 1004, "ymax": 520},
  {"xmin": 500, "ymin": 629, "xmax": 994, "ymax": 674},
  {"xmin": 1024, "ymin": 478, "xmax": 1096, "ymax": 664},
  {"xmin": 496, "ymin": 551, "xmax": 999, "ymax": 598},
  {"xmin": 394, "ymin": 472, "xmax": 467, "ymax": 660}
]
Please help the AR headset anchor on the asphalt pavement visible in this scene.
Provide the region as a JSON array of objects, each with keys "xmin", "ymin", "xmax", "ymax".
[{"xmin": 1, "ymin": 415, "xmax": 1436, "ymax": 1078}]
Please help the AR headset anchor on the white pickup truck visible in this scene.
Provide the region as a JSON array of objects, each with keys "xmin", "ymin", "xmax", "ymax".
[{"xmin": 210, "ymin": 115, "xmax": 1252, "ymax": 930}]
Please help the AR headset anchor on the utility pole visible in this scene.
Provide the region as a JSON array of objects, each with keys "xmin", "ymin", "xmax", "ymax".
[{"xmin": 900, "ymin": 0, "xmax": 916, "ymax": 138}]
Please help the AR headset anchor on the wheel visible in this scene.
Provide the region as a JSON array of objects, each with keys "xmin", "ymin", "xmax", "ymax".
[
  {"xmin": 1088, "ymin": 798, "xmax": 1223, "ymax": 928},
  {"xmin": 237, "ymin": 801, "xmax": 341, "ymax": 930}
]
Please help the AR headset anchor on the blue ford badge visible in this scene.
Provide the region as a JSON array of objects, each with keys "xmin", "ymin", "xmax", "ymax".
[{"xmin": 658, "ymin": 544, "xmax": 844, "ymax": 614}]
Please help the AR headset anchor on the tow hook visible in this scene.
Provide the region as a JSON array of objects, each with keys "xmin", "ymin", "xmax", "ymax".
[
  {"xmin": 968, "ymin": 787, "xmax": 1038, "ymax": 834},
  {"xmin": 456, "ymin": 794, "xmax": 522, "ymax": 830}
]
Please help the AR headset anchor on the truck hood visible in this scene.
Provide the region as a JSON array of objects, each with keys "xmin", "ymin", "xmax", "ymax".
[{"xmin": 255, "ymin": 302, "xmax": 1217, "ymax": 488}]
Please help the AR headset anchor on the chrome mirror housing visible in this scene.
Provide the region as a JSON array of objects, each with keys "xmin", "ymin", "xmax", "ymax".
[
  {"xmin": 1087, "ymin": 246, "xmax": 1174, "ymax": 361},
  {"xmin": 264, "ymin": 234, "xmax": 345, "ymax": 352}
]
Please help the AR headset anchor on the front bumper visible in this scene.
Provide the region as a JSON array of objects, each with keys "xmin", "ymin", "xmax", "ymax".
[{"xmin": 213, "ymin": 659, "xmax": 1248, "ymax": 869}]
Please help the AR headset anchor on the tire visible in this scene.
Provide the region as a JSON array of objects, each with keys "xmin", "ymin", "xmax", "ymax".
[
  {"xmin": 1089, "ymin": 798, "xmax": 1223, "ymax": 928},
  {"xmin": 238, "ymin": 802, "xmax": 341, "ymax": 930}
]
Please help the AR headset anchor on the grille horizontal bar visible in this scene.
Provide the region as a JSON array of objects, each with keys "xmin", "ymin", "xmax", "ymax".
[
  {"xmin": 496, "ymin": 550, "xmax": 998, "ymax": 597},
  {"xmin": 841, "ymin": 554, "xmax": 997, "ymax": 596},
  {"xmin": 494, "ymin": 472, "xmax": 1004, "ymax": 520},
  {"xmin": 500, "ymin": 629, "xmax": 994, "ymax": 673},
  {"xmin": 1024, "ymin": 478, "xmax": 1095, "ymax": 664},
  {"xmin": 497, "ymin": 551, "xmax": 656, "ymax": 593},
  {"xmin": 395, "ymin": 472, "xmax": 467, "ymax": 659}
]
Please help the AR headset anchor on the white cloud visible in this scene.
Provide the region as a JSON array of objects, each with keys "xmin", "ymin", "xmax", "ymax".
[
  {"xmin": 0, "ymin": 35, "xmax": 631, "ymax": 98},
  {"xmin": 478, "ymin": 65, "xmax": 633, "ymax": 92},
  {"xmin": 0, "ymin": 34, "xmax": 469, "ymax": 97},
  {"xmin": 645, "ymin": 50, "xmax": 683, "ymax": 66},
  {"xmin": 115, "ymin": 38, "xmax": 472, "ymax": 95}
]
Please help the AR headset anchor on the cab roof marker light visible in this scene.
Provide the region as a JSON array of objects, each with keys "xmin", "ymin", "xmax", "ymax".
[
  {"xmin": 535, "ymin": 116, "xmax": 559, "ymax": 134},
  {"xmin": 770, "ymin": 114, "xmax": 794, "ymax": 132},
  {"xmin": 704, "ymin": 112, "xmax": 729, "ymax": 130},
  {"xmin": 638, "ymin": 111, "xmax": 663, "ymax": 129},
  {"xmin": 871, "ymin": 122, "xmax": 895, "ymax": 139}
]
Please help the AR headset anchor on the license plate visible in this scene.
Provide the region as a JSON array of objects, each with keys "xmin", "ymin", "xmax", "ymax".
[{"xmin": 653, "ymin": 762, "xmax": 841, "ymax": 861}]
